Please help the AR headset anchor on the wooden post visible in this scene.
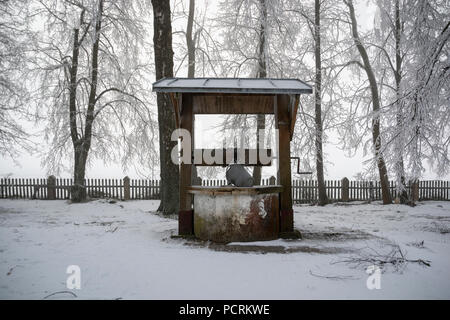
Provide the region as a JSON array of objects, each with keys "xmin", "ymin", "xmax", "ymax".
[
  {"xmin": 179, "ymin": 93, "xmax": 194, "ymax": 235},
  {"xmin": 123, "ymin": 176, "xmax": 130, "ymax": 200},
  {"xmin": 369, "ymin": 181, "xmax": 374, "ymax": 203},
  {"xmin": 47, "ymin": 175, "xmax": 56, "ymax": 200},
  {"xmin": 275, "ymin": 94, "xmax": 294, "ymax": 233},
  {"xmin": 341, "ymin": 177, "xmax": 349, "ymax": 202},
  {"xmin": 411, "ymin": 179, "xmax": 419, "ymax": 203},
  {"xmin": 269, "ymin": 176, "xmax": 276, "ymax": 186}
]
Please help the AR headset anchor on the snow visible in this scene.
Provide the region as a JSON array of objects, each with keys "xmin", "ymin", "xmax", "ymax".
[
  {"xmin": 0, "ymin": 199, "xmax": 449, "ymax": 299},
  {"xmin": 153, "ymin": 78, "xmax": 313, "ymax": 94}
]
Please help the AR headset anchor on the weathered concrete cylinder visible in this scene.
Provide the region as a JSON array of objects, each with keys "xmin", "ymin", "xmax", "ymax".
[{"xmin": 190, "ymin": 186, "xmax": 281, "ymax": 243}]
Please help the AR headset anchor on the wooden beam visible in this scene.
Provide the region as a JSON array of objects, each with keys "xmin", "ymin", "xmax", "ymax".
[
  {"xmin": 290, "ymin": 94, "xmax": 300, "ymax": 141},
  {"xmin": 193, "ymin": 148, "xmax": 272, "ymax": 166},
  {"xmin": 169, "ymin": 92, "xmax": 180, "ymax": 128},
  {"xmin": 187, "ymin": 185, "xmax": 283, "ymax": 195},
  {"xmin": 192, "ymin": 94, "xmax": 274, "ymax": 114},
  {"xmin": 275, "ymin": 94, "xmax": 293, "ymax": 233},
  {"xmin": 179, "ymin": 93, "xmax": 194, "ymax": 235}
]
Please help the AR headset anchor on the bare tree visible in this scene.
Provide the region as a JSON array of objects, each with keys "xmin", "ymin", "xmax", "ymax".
[
  {"xmin": 371, "ymin": 0, "xmax": 449, "ymax": 197},
  {"xmin": 171, "ymin": 0, "xmax": 227, "ymax": 181},
  {"xmin": 372, "ymin": 0, "xmax": 409, "ymax": 203},
  {"xmin": 152, "ymin": 0, "xmax": 180, "ymax": 214},
  {"xmin": 313, "ymin": 0, "xmax": 328, "ymax": 205},
  {"xmin": 0, "ymin": 0, "xmax": 33, "ymax": 158},
  {"xmin": 27, "ymin": 0, "xmax": 156, "ymax": 202},
  {"xmin": 400, "ymin": 1, "xmax": 450, "ymax": 179},
  {"xmin": 215, "ymin": 0, "xmax": 287, "ymax": 184},
  {"xmin": 253, "ymin": 0, "xmax": 268, "ymax": 186},
  {"xmin": 184, "ymin": 0, "xmax": 201, "ymax": 185},
  {"xmin": 186, "ymin": 0, "xmax": 196, "ymax": 78},
  {"xmin": 392, "ymin": 0, "xmax": 408, "ymax": 203},
  {"xmin": 344, "ymin": 0, "xmax": 392, "ymax": 204},
  {"xmin": 282, "ymin": 0, "xmax": 349, "ymax": 202},
  {"xmin": 172, "ymin": 0, "xmax": 223, "ymax": 78}
]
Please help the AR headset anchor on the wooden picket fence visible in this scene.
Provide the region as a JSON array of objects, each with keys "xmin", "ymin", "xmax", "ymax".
[
  {"xmin": 0, "ymin": 177, "xmax": 160, "ymax": 200},
  {"xmin": 0, "ymin": 176, "xmax": 449, "ymax": 203},
  {"xmin": 290, "ymin": 179, "xmax": 449, "ymax": 203}
]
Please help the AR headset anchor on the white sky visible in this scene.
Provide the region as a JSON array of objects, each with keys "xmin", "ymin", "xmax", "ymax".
[{"xmin": 0, "ymin": 1, "xmax": 448, "ymax": 181}]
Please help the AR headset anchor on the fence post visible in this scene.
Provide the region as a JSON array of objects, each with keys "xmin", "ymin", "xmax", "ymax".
[
  {"xmin": 47, "ymin": 175, "xmax": 56, "ymax": 200},
  {"xmin": 411, "ymin": 179, "xmax": 419, "ymax": 203},
  {"xmin": 123, "ymin": 176, "xmax": 130, "ymax": 200},
  {"xmin": 269, "ymin": 176, "xmax": 276, "ymax": 186},
  {"xmin": 341, "ymin": 177, "xmax": 349, "ymax": 202},
  {"xmin": 369, "ymin": 181, "xmax": 374, "ymax": 203}
]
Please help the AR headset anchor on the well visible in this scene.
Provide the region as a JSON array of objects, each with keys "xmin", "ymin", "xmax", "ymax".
[
  {"xmin": 152, "ymin": 77, "xmax": 313, "ymax": 241},
  {"xmin": 189, "ymin": 186, "xmax": 282, "ymax": 242}
]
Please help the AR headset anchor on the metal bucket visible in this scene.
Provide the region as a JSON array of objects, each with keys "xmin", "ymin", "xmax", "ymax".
[{"xmin": 226, "ymin": 164, "xmax": 254, "ymax": 187}]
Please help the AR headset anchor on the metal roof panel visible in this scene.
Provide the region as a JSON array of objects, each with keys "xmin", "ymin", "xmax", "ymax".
[{"xmin": 152, "ymin": 78, "xmax": 313, "ymax": 94}]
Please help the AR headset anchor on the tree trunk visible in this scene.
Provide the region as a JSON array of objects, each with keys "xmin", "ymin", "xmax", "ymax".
[
  {"xmin": 314, "ymin": 0, "xmax": 328, "ymax": 206},
  {"xmin": 186, "ymin": 0, "xmax": 200, "ymax": 185},
  {"xmin": 68, "ymin": 1, "xmax": 104, "ymax": 203},
  {"xmin": 252, "ymin": 0, "xmax": 267, "ymax": 186},
  {"xmin": 152, "ymin": 0, "xmax": 180, "ymax": 215},
  {"xmin": 186, "ymin": 0, "xmax": 196, "ymax": 78},
  {"xmin": 346, "ymin": 0, "xmax": 392, "ymax": 204},
  {"xmin": 394, "ymin": 0, "xmax": 408, "ymax": 204},
  {"xmin": 69, "ymin": 23, "xmax": 81, "ymax": 202},
  {"xmin": 72, "ymin": 142, "xmax": 88, "ymax": 202},
  {"xmin": 254, "ymin": 113, "xmax": 265, "ymax": 185}
]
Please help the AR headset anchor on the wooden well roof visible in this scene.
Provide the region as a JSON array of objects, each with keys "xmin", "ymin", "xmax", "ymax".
[{"xmin": 152, "ymin": 78, "xmax": 313, "ymax": 95}]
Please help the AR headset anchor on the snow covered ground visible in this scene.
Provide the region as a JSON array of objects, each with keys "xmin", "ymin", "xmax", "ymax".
[{"xmin": 0, "ymin": 199, "xmax": 449, "ymax": 299}]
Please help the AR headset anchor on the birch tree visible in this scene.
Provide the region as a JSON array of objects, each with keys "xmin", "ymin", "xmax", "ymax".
[
  {"xmin": 281, "ymin": 0, "xmax": 351, "ymax": 205},
  {"xmin": 28, "ymin": 0, "xmax": 155, "ymax": 202},
  {"xmin": 372, "ymin": 0, "xmax": 449, "ymax": 198},
  {"xmin": 344, "ymin": 0, "xmax": 392, "ymax": 204},
  {"xmin": 313, "ymin": 0, "xmax": 329, "ymax": 205},
  {"xmin": 253, "ymin": 0, "xmax": 268, "ymax": 185},
  {"xmin": 370, "ymin": 0, "xmax": 409, "ymax": 202},
  {"xmin": 0, "ymin": 0, "xmax": 33, "ymax": 158},
  {"xmin": 399, "ymin": 1, "xmax": 450, "ymax": 180}
]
